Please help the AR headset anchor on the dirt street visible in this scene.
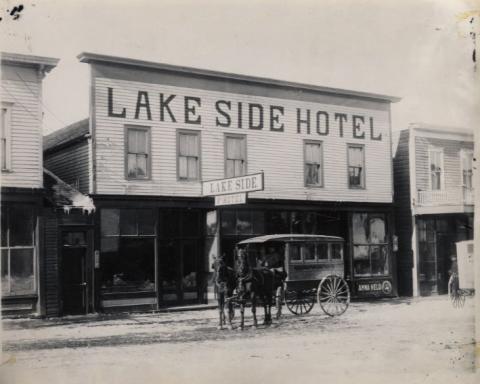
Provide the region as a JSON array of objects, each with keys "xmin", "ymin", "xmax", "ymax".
[{"xmin": 0, "ymin": 296, "xmax": 477, "ymax": 384}]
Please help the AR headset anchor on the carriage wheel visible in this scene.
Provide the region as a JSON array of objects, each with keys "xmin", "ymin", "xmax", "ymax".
[
  {"xmin": 317, "ymin": 275, "xmax": 350, "ymax": 317},
  {"xmin": 448, "ymin": 274, "xmax": 465, "ymax": 308},
  {"xmin": 284, "ymin": 289, "xmax": 315, "ymax": 315}
]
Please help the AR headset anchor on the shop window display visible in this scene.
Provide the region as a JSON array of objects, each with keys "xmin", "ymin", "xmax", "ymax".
[
  {"xmin": 352, "ymin": 213, "xmax": 389, "ymax": 277},
  {"xmin": 100, "ymin": 209, "xmax": 156, "ymax": 293},
  {"xmin": 1, "ymin": 206, "xmax": 36, "ymax": 296}
]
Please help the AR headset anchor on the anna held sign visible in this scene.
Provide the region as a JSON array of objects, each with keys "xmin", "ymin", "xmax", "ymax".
[{"xmin": 202, "ymin": 173, "xmax": 264, "ymax": 197}]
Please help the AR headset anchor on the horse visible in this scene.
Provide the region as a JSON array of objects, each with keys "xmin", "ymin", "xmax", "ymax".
[
  {"xmin": 235, "ymin": 248, "xmax": 274, "ymax": 330},
  {"xmin": 212, "ymin": 255, "xmax": 236, "ymax": 330}
]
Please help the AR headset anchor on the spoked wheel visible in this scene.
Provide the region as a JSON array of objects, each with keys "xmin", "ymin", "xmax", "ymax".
[
  {"xmin": 317, "ymin": 275, "xmax": 350, "ymax": 316},
  {"xmin": 448, "ymin": 274, "xmax": 465, "ymax": 308},
  {"xmin": 285, "ymin": 289, "xmax": 315, "ymax": 315}
]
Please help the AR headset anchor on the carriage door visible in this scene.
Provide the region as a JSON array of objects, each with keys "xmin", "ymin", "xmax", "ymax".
[{"xmin": 61, "ymin": 229, "xmax": 92, "ymax": 315}]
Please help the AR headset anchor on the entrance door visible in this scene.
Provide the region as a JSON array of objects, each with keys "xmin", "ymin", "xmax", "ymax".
[
  {"xmin": 61, "ymin": 230, "xmax": 91, "ymax": 315},
  {"xmin": 159, "ymin": 239, "xmax": 201, "ymax": 305}
]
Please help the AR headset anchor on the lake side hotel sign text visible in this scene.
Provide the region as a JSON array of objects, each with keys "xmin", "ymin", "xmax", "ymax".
[{"xmin": 106, "ymin": 88, "xmax": 384, "ymax": 141}]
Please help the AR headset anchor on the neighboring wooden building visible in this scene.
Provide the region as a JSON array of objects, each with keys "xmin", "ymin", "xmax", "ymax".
[
  {"xmin": 44, "ymin": 52, "xmax": 400, "ymax": 314},
  {"xmin": 394, "ymin": 124, "xmax": 474, "ymax": 296},
  {"xmin": 1, "ymin": 52, "xmax": 58, "ymax": 315}
]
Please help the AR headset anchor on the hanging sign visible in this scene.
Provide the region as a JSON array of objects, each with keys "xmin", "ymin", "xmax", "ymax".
[
  {"xmin": 202, "ymin": 172, "xmax": 264, "ymax": 197},
  {"xmin": 215, "ymin": 193, "xmax": 247, "ymax": 207}
]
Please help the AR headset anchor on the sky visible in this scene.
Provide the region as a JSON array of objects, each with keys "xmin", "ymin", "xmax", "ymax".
[{"xmin": 1, "ymin": 0, "xmax": 479, "ymax": 136}]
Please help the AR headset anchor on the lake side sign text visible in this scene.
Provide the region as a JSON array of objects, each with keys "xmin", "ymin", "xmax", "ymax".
[{"xmin": 202, "ymin": 173, "xmax": 264, "ymax": 197}]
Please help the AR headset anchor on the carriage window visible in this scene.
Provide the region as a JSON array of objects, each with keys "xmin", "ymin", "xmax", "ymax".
[
  {"xmin": 303, "ymin": 243, "xmax": 315, "ymax": 261},
  {"xmin": 331, "ymin": 243, "xmax": 343, "ymax": 260},
  {"xmin": 316, "ymin": 243, "xmax": 328, "ymax": 260},
  {"xmin": 289, "ymin": 244, "xmax": 301, "ymax": 262}
]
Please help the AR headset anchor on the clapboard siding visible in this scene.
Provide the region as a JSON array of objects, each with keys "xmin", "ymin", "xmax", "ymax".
[
  {"xmin": 94, "ymin": 76, "xmax": 393, "ymax": 203},
  {"xmin": 393, "ymin": 130, "xmax": 413, "ymax": 296},
  {"xmin": 415, "ymin": 136, "xmax": 474, "ymax": 191},
  {"xmin": 1, "ymin": 65, "xmax": 43, "ymax": 189},
  {"xmin": 45, "ymin": 141, "xmax": 90, "ymax": 194},
  {"xmin": 43, "ymin": 213, "xmax": 60, "ymax": 317}
]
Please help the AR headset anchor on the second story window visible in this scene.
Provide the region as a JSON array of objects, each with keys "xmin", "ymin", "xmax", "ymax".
[
  {"xmin": 178, "ymin": 130, "xmax": 200, "ymax": 181},
  {"xmin": 429, "ymin": 147, "xmax": 443, "ymax": 190},
  {"xmin": 461, "ymin": 150, "xmax": 473, "ymax": 189},
  {"xmin": 126, "ymin": 126, "xmax": 150, "ymax": 180},
  {"xmin": 348, "ymin": 144, "xmax": 365, "ymax": 188},
  {"xmin": 304, "ymin": 141, "xmax": 323, "ymax": 186},
  {"xmin": 1, "ymin": 106, "xmax": 12, "ymax": 171},
  {"xmin": 225, "ymin": 135, "xmax": 246, "ymax": 178}
]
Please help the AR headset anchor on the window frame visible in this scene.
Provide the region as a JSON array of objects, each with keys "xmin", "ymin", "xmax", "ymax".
[
  {"xmin": 177, "ymin": 129, "xmax": 201, "ymax": 182},
  {"xmin": 224, "ymin": 133, "xmax": 247, "ymax": 178},
  {"xmin": 460, "ymin": 149, "xmax": 473, "ymax": 189},
  {"xmin": 124, "ymin": 125, "xmax": 152, "ymax": 181},
  {"xmin": 1, "ymin": 103, "xmax": 13, "ymax": 172},
  {"xmin": 428, "ymin": 146, "xmax": 444, "ymax": 191},
  {"xmin": 1, "ymin": 206, "xmax": 37, "ymax": 297},
  {"xmin": 347, "ymin": 143, "xmax": 366, "ymax": 189},
  {"xmin": 304, "ymin": 139, "xmax": 324, "ymax": 187}
]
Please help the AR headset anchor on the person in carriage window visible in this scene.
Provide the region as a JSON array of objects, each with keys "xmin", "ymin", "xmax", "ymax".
[{"xmin": 261, "ymin": 245, "xmax": 287, "ymax": 280}]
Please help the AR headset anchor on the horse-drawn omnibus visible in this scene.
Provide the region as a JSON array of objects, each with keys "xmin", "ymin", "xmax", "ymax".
[{"xmin": 236, "ymin": 234, "xmax": 350, "ymax": 317}]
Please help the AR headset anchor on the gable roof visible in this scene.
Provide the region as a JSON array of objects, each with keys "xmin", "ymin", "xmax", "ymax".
[{"xmin": 43, "ymin": 118, "xmax": 89, "ymax": 152}]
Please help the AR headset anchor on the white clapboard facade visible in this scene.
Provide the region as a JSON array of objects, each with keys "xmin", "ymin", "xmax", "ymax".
[
  {"xmin": 44, "ymin": 52, "xmax": 400, "ymax": 313},
  {"xmin": 1, "ymin": 52, "xmax": 58, "ymax": 315}
]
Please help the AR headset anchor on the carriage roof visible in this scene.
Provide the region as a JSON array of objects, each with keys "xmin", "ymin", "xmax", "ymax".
[{"xmin": 237, "ymin": 234, "xmax": 344, "ymax": 245}]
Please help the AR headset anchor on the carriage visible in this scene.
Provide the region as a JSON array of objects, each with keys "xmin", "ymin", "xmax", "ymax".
[
  {"xmin": 236, "ymin": 234, "xmax": 351, "ymax": 317},
  {"xmin": 448, "ymin": 240, "xmax": 475, "ymax": 308}
]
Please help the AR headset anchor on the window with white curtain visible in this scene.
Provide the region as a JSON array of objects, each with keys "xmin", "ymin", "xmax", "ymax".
[
  {"xmin": 428, "ymin": 147, "xmax": 443, "ymax": 190},
  {"xmin": 348, "ymin": 144, "xmax": 365, "ymax": 188},
  {"xmin": 126, "ymin": 126, "xmax": 150, "ymax": 179},
  {"xmin": 304, "ymin": 141, "xmax": 323, "ymax": 186},
  {"xmin": 461, "ymin": 150, "xmax": 473, "ymax": 189},
  {"xmin": 178, "ymin": 131, "xmax": 200, "ymax": 180},
  {"xmin": 225, "ymin": 135, "xmax": 246, "ymax": 178}
]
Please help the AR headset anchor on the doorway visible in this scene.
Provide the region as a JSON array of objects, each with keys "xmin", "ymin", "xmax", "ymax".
[{"xmin": 61, "ymin": 229, "xmax": 93, "ymax": 315}]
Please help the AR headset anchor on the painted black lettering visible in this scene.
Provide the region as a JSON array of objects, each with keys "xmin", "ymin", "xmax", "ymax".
[
  {"xmin": 297, "ymin": 109, "xmax": 311, "ymax": 134},
  {"xmin": 160, "ymin": 93, "xmax": 177, "ymax": 122},
  {"xmin": 370, "ymin": 117, "xmax": 382, "ymax": 140},
  {"xmin": 249, "ymin": 103, "xmax": 263, "ymax": 130},
  {"xmin": 316, "ymin": 111, "xmax": 329, "ymax": 136},
  {"xmin": 107, "ymin": 87, "xmax": 126, "ymax": 118},
  {"xmin": 238, "ymin": 102, "xmax": 243, "ymax": 128},
  {"xmin": 184, "ymin": 96, "xmax": 201, "ymax": 125},
  {"xmin": 270, "ymin": 105, "xmax": 284, "ymax": 132},
  {"xmin": 334, "ymin": 113, "xmax": 348, "ymax": 137},
  {"xmin": 352, "ymin": 115, "xmax": 365, "ymax": 139},
  {"xmin": 215, "ymin": 100, "xmax": 231, "ymax": 127},
  {"xmin": 134, "ymin": 91, "xmax": 152, "ymax": 120}
]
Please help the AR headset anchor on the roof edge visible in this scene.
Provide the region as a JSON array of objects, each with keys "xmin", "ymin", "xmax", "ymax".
[
  {"xmin": 1, "ymin": 52, "xmax": 59, "ymax": 73},
  {"xmin": 78, "ymin": 52, "xmax": 401, "ymax": 103}
]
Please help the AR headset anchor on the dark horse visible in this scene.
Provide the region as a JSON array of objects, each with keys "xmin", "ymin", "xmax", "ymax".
[
  {"xmin": 212, "ymin": 255, "xmax": 236, "ymax": 330},
  {"xmin": 235, "ymin": 248, "xmax": 274, "ymax": 330}
]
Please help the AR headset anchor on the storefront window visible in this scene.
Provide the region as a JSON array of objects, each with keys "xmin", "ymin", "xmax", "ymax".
[
  {"xmin": 1, "ymin": 206, "xmax": 36, "ymax": 296},
  {"xmin": 222, "ymin": 210, "xmax": 264, "ymax": 236},
  {"xmin": 100, "ymin": 209, "xmax": 156, "ymax": 293},
  {"xmin": 352, "ymin": 213, "xmax": 389, "ymax": 277}
]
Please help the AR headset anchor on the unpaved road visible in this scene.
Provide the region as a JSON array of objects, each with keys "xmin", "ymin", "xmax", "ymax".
[{"xmin": 1, "ymin": 296, "xmax": 477, "ymax": 384}]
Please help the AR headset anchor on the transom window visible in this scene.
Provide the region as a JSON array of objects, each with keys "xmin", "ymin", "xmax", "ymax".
[
  {"xmin": 225, "ymin": 135, "xmax": 246, "ymax": 178},
  {"xmin": 178, "ymin": 131, "xmax": 200, "ymax": 181},
  {"xmin": 305, "ymin": 141, "xmax": 323, "ymax": 186},
  {"xmin": 348, "ymin": 145, "xmax": 365, "ymax": 188},
  {"xmin": 1, "ymin": 206, "xmax": 36, "ymax": 297},
  {"xmin": 429, "ymin": 147, "xmax": 443, "ymax": 190},
  {"xmin": 1, "ymin": 106, "xmax": 12, "ymax": 171},
  {"xmin": 126, "ymin": 126, "xmax": 150, "ymax": 179}
]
